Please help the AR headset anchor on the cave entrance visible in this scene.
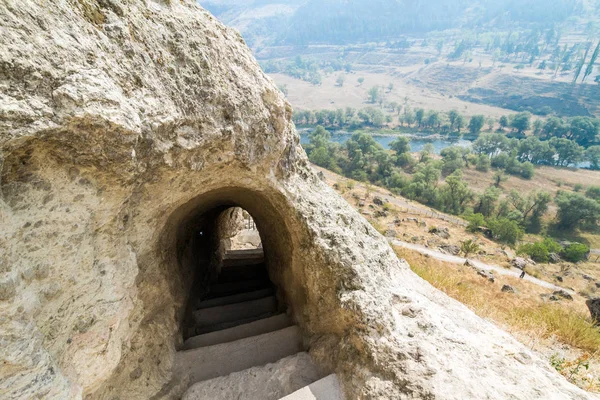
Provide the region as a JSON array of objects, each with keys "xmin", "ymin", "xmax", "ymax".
[{"xmin": 179, "ymin": 206, "xmax": 283, "ymax": 342}]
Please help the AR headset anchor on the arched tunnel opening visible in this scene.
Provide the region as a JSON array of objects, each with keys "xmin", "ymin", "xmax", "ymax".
[
  {"xmin": 164, "ymin": 186, "xmax": 303, "ymax": 348},
  {"xmin": 152, "ymin": 186, "xmax": 341, "ymax": 399},
  {"xmin": 179, "ymin": 205, "xmax": 283, "ymax": 342}
]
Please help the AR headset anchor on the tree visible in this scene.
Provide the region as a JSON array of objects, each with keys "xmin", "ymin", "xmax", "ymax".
[
  {"xmin": 549, "ymin": 137, "xmax": 584, "ymax": 166},
  {"xmin": 561, "ymin": 243, "xmax": 590, "ymax": 262},
  {"xmin": 390, "ymin": 137, "xmax": 411, "ymax": 155},
  {"xmin": 585, "ymin": 186, "xmax": 600, "ymax": 201},
  {"xmin": 448, "ymin": 110, "xmax": 460, "ymax": 131},
  {"xmin": 475, "ymin": 154, "xmax": 491, "ymax": 172},
  {"xmin": 555, "ymin": 191, "xmax": 600, "ymax": 231},
  {"xmin": 426, "ymin": 111, "xmax": 441, "ymax": 128},
  {"xmin": 486, "ymin": 117, "xmax": 495, "ymax": 131},
  {"xmin": 566, "ymin": 116, "xmax": 600, "ymax": 147},
  {"xmin": 468, "ymin": 115, "xmax": 486, "ymax": 135},
  {"xmin": 388, "ymin": 83, "xmax": 394, "ymax": 92},
  {"xmin": 336, "ymin": 75, "xmax": 345, "ymax": 87},
  {"xmin": 499, "ymin": 115, "xmax": 509, "ymax": 130},
  {"xmin": 455, "ymin": 115, "xmax": 465, "ymax": 133},
  {"xmin": 573, "ymin": 42, "xmax": 591, "ymax": 83},
  {"xmin": 510, "ymin": 112, "xmax": 531, "ymax": 134},
  {"xmin": 487, "ymin": 218, "xmax": 524, "ymax": 246},
  {"xmin": 473, "ymin": 133, "xmax": 511, "ymax": 156},
  {"xmin": 368, "ymin": 86, "xmax": 380, "ymax": 103},
  {"xmin": 460, "ymin": 239, "xmax": 480, "ymax": 258},
  {"xmin": 475, "ymin": 186, "xmax": 501, "ymax": 217},
  {"xmin": 493, "ymin": 171, "xmax": 506, "ymax": 188},
  {"xmin": 440, "ymin": 170, "xmax": 473, "ymax": 214},
  {"xmin": 415, "ymin": 108, "xmax": 425, "ymax": 128},
  {"xmin": 358, "ymin": 77, "xmax": 365, "ymax": 86},
  {"xmin": 586, "ymin": 146, "xmax": 600, "ymax": 170},
  {"xmin": 583, "ymin": 41, "xmax": 600, "ymax": 82}
]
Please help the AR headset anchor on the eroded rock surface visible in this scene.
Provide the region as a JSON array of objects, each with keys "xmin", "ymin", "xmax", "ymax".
[{"xmin": 0, "ymin": 1, "xmax": 596, "ymax": 399}]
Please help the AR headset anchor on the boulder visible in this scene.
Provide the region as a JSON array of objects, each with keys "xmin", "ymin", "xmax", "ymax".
[
  {"xmin": 476, "ymin": 270, "xmax": 495, "ymax": 283},
  {"xmin": 555, "ymin": 276, "xmax": 564, "ymax": 282},
  {"xmin": 372, "ymin": 197, "xmax": 385, "ymax": 206},
  {"xmin": 501, "ymin": 285, "xmax": 517, "ymax": 294},
  {"xmin": 549, "ymin": 253, "xmax": 561, "ymax": 263},
  {"xmin": 586, "ymin": 298, "xmax": 600, "ymax": 324},
  {"xmin": 0, "ymin": 2, "xmax": 594, "ymax": 399},
  {"xmin": 384, "ymin": 230, "xmax": 397, "ymax": 238},
  {"xmin": 439, "ymin": 244, "xmax": 460, "ymax": 256},
  {"xmin": 511, "ymin": 257, "xmax": 528, "ymax": 270},
  {"xmin": 553, "ymin": 290, "xmax": 574, "ymax": 301}
]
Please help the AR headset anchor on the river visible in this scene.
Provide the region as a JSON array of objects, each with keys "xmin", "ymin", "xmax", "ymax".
[{"xmin": 299, "ymin": 131, "xmax": 471, "ymax": 154}]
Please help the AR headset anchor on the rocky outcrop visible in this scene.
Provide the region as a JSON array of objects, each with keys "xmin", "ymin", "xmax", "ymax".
[
  {"xmin": 0, "ymin": 1, "xmax": 595, "ymax": 400},
  {"xmin": 586, "ymin": 299, "xmax": 600, "ymax": 324}
]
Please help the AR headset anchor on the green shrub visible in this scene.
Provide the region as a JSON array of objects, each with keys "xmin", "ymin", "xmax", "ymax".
[
  {"xmin": 475, "ymin": 155, "xmax": 491, "ymax": 172},
  {"xmin": 561, "ymin": 243, "xmax": 590, "ymax": 263},
  {"xmin": 517, "ymin": 239, "xmax": 561, "ymax": 263},
  {"xmin": 573, "ymin": 183, "xmax": 584, "ymax": 192},
  {"xmin": 465, "ymin": 213, "xmax": 486, "ymax": 232},
  {"xmin": 487, "ymin": 217, "xmax": 524, "ymax": 246},
  {"xmin": 520, "ymin": 162, "xmax": 535, "ymax": 179}
]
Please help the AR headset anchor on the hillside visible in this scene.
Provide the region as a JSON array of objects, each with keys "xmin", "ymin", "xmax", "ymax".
[{"xmin": 200, "ymin": 0, "xmax": 596, "ymax": 47}]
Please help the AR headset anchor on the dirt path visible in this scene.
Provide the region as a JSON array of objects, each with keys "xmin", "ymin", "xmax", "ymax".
[{"xmin": 391, "ymin": 239, "xmax": 574, "ymax": 294}]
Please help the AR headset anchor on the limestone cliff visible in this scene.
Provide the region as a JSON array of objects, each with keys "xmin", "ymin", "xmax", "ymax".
[{"xmin": 0, "ymin": 1, "xmax": 596, "ymax": 399}]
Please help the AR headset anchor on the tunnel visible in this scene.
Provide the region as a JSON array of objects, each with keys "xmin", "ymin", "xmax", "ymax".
[{"xmin": 162, "ymin": 187, "xmax": 298, "ymax": 347}]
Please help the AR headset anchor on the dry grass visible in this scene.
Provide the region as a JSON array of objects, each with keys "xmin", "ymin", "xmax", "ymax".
[{"xmin": 397, "ymin": 246, "xmax": 600, "ymax": 354}]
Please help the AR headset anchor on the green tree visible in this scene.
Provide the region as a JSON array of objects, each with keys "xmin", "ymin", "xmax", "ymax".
[
  {"xmin": 561, "ymin": 243, "xmax": 590, "ymax": 262},
  {"xmin": 584, "ymin": 42, "xmax": 600, "ymax": 82},
  {"xmin": 448, "ymin": 110, "xmax": 460, "ymax": 131},
  {"xmin": 455, "ymin": 115, "xmax": 465, "ymax": 133},
  {"xmin": 368, "ymin": 86, "xmax": 380, "ymax": 103},
  {"xmin": 336, "ymin": 75, "xmax": 345, "ymax": 87},
  {"xmin": 390, "ymin": 137, "xmax": 411, "ymax": 155},
  {"xmin": 549, "ymin": 137, "xmax": 584, "ymax": 167},
  {"xmin": 487, "ymin": 218, "xmax": 524, "ymax": 246},
  {"xmin": 499, "ymin": 115, "xmax": 509, "ymax": 130},
  {"xmin": 475, "ymin": 186, "xmax": 501, "ymax": 217},
  {"xmin": 358, "ymin": 77, "xmax": 365, "ymax": 86},
  {"xmin": 585, "ymin": 186, "xmax": 600, "ymax": 201},
  {"xmin": 510, "ymin": 112, "xmax": 532, "ymax": 134},
  {"xmin": 468, "ymin": 115, "xmax": 486, "ymax": 135},
  {"xmin": 473, "ymin": 133, "xmax": 511, "ymax": 156},
  {"xmin": 585, "ymin": 145, "xmax": 600, "ymax": 170},
  {"xmin": 475, "ymin": 154, "xmax": 491, "ymax": 172},
  {"xmin": 440, "ymin": 170, "xmax": 474, "ymax": 215},
  {"xmin": 466, "ymin": 213, "xmax": 486, "ymax": 232},
  {"xmin": 415, "ymin": 108, "xmax": 425, "ymax": 127},
  {"xmin": 486, "ymin": 117, "xmax": 495, "ymax": 131},
  {"xmin": 555, "ymin": 191, "xmax": 600, "ymax": 230},
  {"xmin": 566, "ymin": 116, "xmax": 600, "ymax": 147}
]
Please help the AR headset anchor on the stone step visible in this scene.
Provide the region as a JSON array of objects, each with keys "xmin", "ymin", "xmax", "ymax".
[
  {"xmin": 192, "ymin": 311, "xmax": 280, "ymax": 336},
  {"xmin": 224, "ymin": 248, "xmax": 264, "ymax": 259},
  {"xmin": 207, "ymin": 279, "xmax": 271, "ymax": 298},
  {"xmin": 182, "ymin": 313, "xmax": 293, "ymax": 350},
  {"xmin": 181, "ymin": 352, "xmax": 321, "ymax": 400},
  {"xmin": 197, "ymin": 287, "xmax": 274, "ymax": 310},
  {"xmin": 193, "ymin": 296, "xmax": 277, "ymax": 329},
  {"xmin": 222, "ymin": 249, "xmax": 265, "ymax": 267},
  {"xmin": 278, "ymin": 374, "xmax": 344, "ymax": 400},
  {"xmin": 218, "ymin": 262, "xmax": 268, "ymax": 283},
  {"xmin": 175, "ymin": 326, "xmax": 304, "ymax": 386}
]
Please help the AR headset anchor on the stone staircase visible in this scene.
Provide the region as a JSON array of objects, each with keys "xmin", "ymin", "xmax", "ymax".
[{"xmin": 176, "ymin": 249, "xmax": 344, "ymax": 400}]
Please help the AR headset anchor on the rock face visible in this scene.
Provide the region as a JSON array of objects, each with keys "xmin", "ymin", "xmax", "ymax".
[
  {"xmin": 586, "ymin": 299, "xmax": 600, "ymax": 324},
  {"xmin": 0, "ymin": 1, "xmax": 595, "ymax": 400}
]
